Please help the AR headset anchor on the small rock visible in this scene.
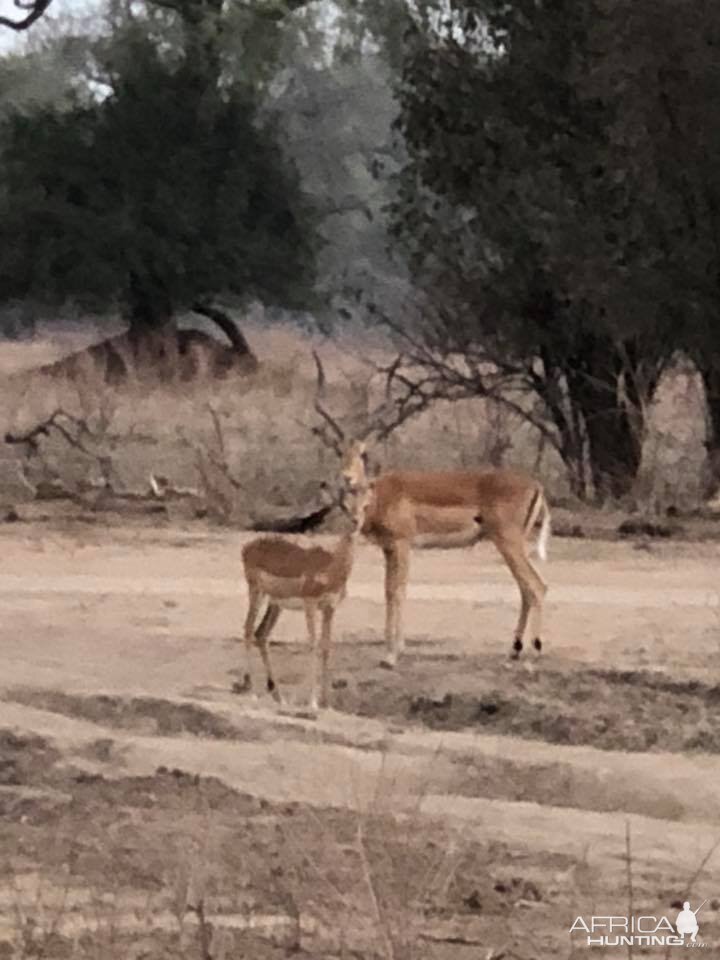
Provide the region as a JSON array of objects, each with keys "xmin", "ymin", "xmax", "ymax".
[
  {"xmin": 463, "ymin": 890, "xmax": 482, "ymax": 912},
  {"xmin": 516, "ymin": 898, "xmax": 543, "ymax": 909},
  {"xmin": 522, "ymin": 880, "xmax": 542, "ymax": 901},
  {"xmin": 618, "ymin": 519, "xmax": 675, "ymax": 539}
]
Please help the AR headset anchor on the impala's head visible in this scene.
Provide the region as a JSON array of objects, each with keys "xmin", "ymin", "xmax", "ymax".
[
  {"xmin": 342, "ymin": 477, "xmax": 375, "ymax": 531},
  {"xmin": 341, "ymin": 439, "xmax": 371, "ymax": 494}
]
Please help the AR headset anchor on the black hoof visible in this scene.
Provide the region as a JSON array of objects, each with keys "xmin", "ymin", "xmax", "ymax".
[
  {"xmin": 533, "ymin": 637, "xmax": 542, "ymax": 652},
  {"xmin": 511, "ymin": 637, "xmax": 523, "ymax": 660},
  {"xmin": 267, "ymin": 677, "xmax": 276, "ymax": 693}
]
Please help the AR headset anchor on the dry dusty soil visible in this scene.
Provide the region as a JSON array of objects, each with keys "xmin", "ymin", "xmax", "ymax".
[{"xmin": 1, "ymin": 519, "xmax": 720, "ymax": 958}]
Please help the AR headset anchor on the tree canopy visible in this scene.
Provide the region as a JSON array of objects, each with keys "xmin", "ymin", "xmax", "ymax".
[
  {"xmin": 388, "ymin": 0, "xmax": 720, "ymax": 498},
  {"xmin": 4, "ymin": 0, "xmax": 720, "ymax": 499},
  {"xmin": 0, "ymin": 0, "xmax": 319, "ymax": 338}
]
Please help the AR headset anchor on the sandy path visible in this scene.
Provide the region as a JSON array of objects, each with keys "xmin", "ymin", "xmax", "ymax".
[
  {"xmin": 1, "ymin": 694, "xmax": 719, "ymax": 900},
  {"xmin": 0, "ymin": 570, "xmax": 716, "ymax": 608},
  {"xmin": 2, "ymin": 529, "xmax": 720, "ymax": 906}
]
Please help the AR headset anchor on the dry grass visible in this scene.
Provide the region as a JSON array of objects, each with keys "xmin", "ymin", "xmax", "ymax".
[
  {"xmin": 3, "ymin": 315, "xmax": 720, "ymax": 960},
  {"xmin": 0, "ymin": 727, "xmax": 572, "ymax": 959},
  {"xmin": 4, "ymin": 715, "xmax": 713, "ymax": 958},
  {"xmin": 0, "ymin": 318, "xmax": 712, "ymax": 521}
]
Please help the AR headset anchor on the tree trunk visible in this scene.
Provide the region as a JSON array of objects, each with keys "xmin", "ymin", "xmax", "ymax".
[
  {"xmin": 567, "ymin": 337, "xmax": 643, "ymax": 501},
  {"xmin": 581, "ymin": 395, "xmax": 641, "ymax": 500},
  {"xmin": 697, "ymin": 359, "xmax": 720, "ymax": 497},
  {"xmin": 127, "ymin": 270, "xmax": 175, "ymax": 340},
  {"xmin": 123, "ymin": 269, "xmax": 182, "ymax": 378},
  {"xmin": 533, "ymin": 353, "xmax": 589, "ymax": 499}
]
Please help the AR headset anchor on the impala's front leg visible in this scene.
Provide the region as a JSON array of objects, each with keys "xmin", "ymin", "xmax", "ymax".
[
  {"xmin": 255, "ymin": 602, "xmax": 282, "ymax": 702},
  {"xmin": 381, "ymin": 539, "xmax": 410, "ymax": 668},
  {"xmin": 318, "ymin": 604, "xmax": 334, "ymax": 709},
  {"xmin": 237, "ymin": 587, "xmax": 262, "ymax": 693}
]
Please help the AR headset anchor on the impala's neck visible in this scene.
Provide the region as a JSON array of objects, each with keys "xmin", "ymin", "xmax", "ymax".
[
  {"xmin": 331, "ymin": 480, "xmax": 371, "ymax": 578},
  {"xmin": 328, "ymin": 523, "xmax": 360, "ymax": 579}
]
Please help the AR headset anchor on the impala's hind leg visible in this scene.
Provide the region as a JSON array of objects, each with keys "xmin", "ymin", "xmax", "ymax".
[
  {"xmin": 491, "ymin": 530, "xmax": 547, "ymax": 659},
  {"xmin": 318, "ymin": 604, "xmax": 334, "ymax": 709},
  {"xmin": 255, "ymin": 602, "xmax": 282, "ymax": 701},
  {"xmin": 527, "ymin": 555, "xmax": 547, "ymax": 653},
  {"xmin": 381, "ymin": 539, "xmax": 410, "ymax": 668}
]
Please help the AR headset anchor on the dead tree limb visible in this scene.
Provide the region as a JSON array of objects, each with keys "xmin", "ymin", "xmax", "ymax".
[
  {"xmin": 250, "ymin": 481, "xmax": 336, "ymax": 533},
  {"xmin": 249, "ymin": 499, "xmax": 334, "ymax": 534},
  {"xmin": 6, "ymin": 409, "xmax": 99, "ymax": 460},
  {"xmin": 310, "ymin": 345, "xmax": 438, "ymax": 456},
  {"xmin": 5, "ymin": 409, "xmax": 116, "ymax": 495},
  {"xmin": 0, "ymin": 0, "xmax": 53, "ymax": 31},
  {"xmin": 311, "ymin": 351, "xmax": 346, "ymax": 456},
  {"xmin": 192, "ymin": 301, "xmax": 258, "ymax": 365}
]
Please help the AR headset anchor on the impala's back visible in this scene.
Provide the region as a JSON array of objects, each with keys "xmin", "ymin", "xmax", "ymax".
[
  {"xmin": 358, "ymin": 468, "xmax": 541, "ymax": 547},
  {"xmin": 242, "ymin": 535, "xmax": 354, "ymax": 603}
]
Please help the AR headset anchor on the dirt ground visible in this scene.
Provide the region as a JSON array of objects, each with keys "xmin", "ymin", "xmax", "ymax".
[{"xmin": 2, "ymin": 518, "xmax": 720, "ymax": 957}]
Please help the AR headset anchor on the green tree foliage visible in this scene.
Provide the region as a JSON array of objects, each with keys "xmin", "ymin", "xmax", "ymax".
[
  {"xmin": 272, "ymin": 49, "xmax": 407, "ymax": 317},
  {"xmin": 390, "ymin": 0, "xmax": 688, "ymax": 498},
  {"xmin": 0, "ymin": 6, "xmax": 318, "ymax": 340},
  {"xmin": 584, "ymin": 0, "xmax": 720, "ymax": 488}
]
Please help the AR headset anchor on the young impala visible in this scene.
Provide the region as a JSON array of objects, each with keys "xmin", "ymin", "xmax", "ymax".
[{"xmin": 237, "ymin": 480, "xmax": 373, "ymax": 711}]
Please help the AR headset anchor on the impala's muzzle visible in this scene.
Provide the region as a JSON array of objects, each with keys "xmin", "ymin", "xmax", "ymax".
[
  {"xmin": 338, "ymin": 480, "xmax": 371, "ymax": 529},
  {"xmin": 338, "ymin": 482, "xmax": 355, "ymax": 517},
  {"xmin": 341, "ymin": 471, "xmax": 361, "ymax": 494}
]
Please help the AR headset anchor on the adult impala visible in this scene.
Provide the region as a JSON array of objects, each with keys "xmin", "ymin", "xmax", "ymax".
[
  {"xmin": 338, "ymin": 437, "xmax": 550, "ymax": 667},
  {"xmin": 310, "ymin": 350, "xmax": 551, "ymax": 666}
]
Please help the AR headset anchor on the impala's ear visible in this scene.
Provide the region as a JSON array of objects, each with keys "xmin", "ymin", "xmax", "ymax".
[
  {"xmin": 349, "ymin": 439, "xmax": 370, "ymax": 472},
  {"xmin": 361, "ymin": 446, "xmax": 383, "ymax": 481}
]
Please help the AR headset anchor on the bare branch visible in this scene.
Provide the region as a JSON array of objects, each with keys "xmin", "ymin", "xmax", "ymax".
[
  {"xmin": 6, "ymin": 409, "xmax": 100, "ymax": 460},
  {"xmin": 5, "ymin": 415, "xmax": 54, "ymax": 451},
  {"xmin": 250, "ymin": 482, "xmax": 336, "ymax": 533},
  {"xmin": 312, "ymin": 349, "xmax": 346, "ymax": 457},
  {"xmin": 5, "ymin": 408, "xmax": 116, "ymax": 491},
  {"xmin": 312, "ymin": 349, "xmax": 327, "ymax": 395},
  {"xmin": 0, "ymin": 0, "xmax": 52, "ymax": 31},
  {"xmin": 357, "ymin": 293, "xmax": 569, "ymax": 459},
  {"xmin": 191, "ymin": 301, "xmax": 257, "ymax": 364},
  {"xmin": 206, "ymin": 404, "xmax": 226, "ymax": 460},
  {"xmin": 145, "ymin": 0, "xmax": 185, "ymax": 12}
]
